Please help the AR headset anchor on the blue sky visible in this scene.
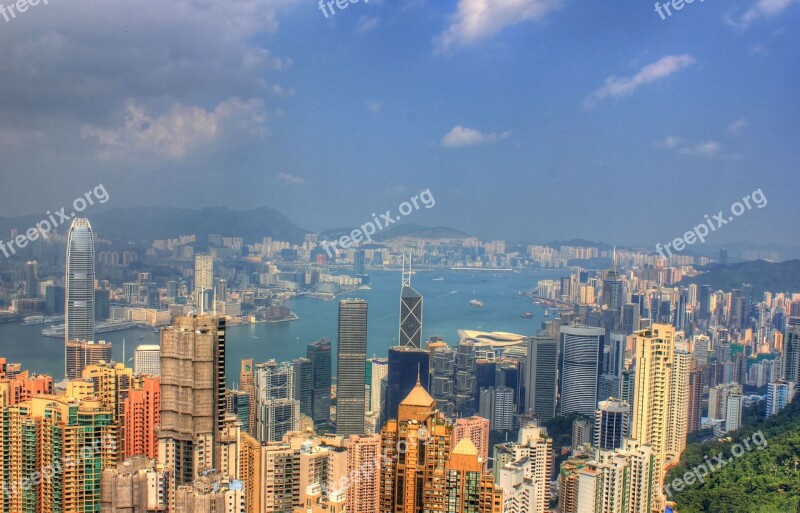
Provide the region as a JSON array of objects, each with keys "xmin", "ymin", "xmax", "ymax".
[{"xmin": 0, "ymin": 0, "xmax": 797, "ymax": 246}]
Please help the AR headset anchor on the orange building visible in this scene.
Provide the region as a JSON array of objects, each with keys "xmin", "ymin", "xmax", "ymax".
[
  {"xmin": 0, "ymin": 368, "xmax": 53, "ymax": 407},
  {"xmin": 445, "ymin": 438, "xmax": 503, "ymax": 513},
  {"xmin": 124, "ymin": 376, "xmax": 160, "ymax": 459}
]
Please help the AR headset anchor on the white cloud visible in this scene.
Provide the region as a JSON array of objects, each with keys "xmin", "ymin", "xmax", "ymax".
[
  {"xmin": 441, "ymin": 126, "xmax": 510, "ymax": 147},
  {"xmin": 584, "ymin": 55, "xmax": 696, "ymax": 108},
  {"xmin": 82, "ymin": 97, "xmax": 267, "ymax": 159},
  {"xmin": 725, "ymin": 0, "xmax": 797, "ymax": 29},
  {"xmin": 679, "ymin": 141, "xmax": 721, "ymax": 157},
  {"xmin": 270, "ymin": 84, "xmax": 296, "ymax": 97},
  {"xmin": 277, "ymin": 173, "xmax": 305, "ymax": 185},
  {"xmin": 435, "ymin": 0, "xmax": 562, "ymax": 53},
  {"xmin": 357, "ymin": 16, "xmax": 381, "ymax": 33},
  {"xmin": 653, "ymin": 135, "xmax": 684, "ymax": 148},
  {"xmin": 727, "ymin": 118, "xmax": 748, "ymax": 135},
  {"xmin": 364, "ymin": 100, "xmax": 383, "ymax": 114}
]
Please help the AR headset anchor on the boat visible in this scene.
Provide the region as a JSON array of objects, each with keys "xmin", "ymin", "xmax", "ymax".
[
  {"xmin": 521, "ymin": 312, "xmax": 534, "ymax": 318},
  {"xmin": 23, "ymin": 315, "xmax": 45, "ymax": 325},
  {"xmin": 432, "ymin": 277, "xmax": 444, "ymax": 281},
  {"xmin": 153, "ymin": 328, "xmax": 159, "ymax": 333},
  {"xmin": 470, "ymin": 299, "xmax": 484, "ymax": 308},
  {"xmin": 138, "ymin": 335, "xmax": 145, "ymax": 340},
  {"xmin": 544, "ymin": 308, "xmax": 550, "ymax": 317}
]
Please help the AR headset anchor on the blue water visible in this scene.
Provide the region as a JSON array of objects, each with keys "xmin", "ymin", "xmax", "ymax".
[{"xmin": 0, "ymin": 269, "xmax": 567, "ymax": 386}]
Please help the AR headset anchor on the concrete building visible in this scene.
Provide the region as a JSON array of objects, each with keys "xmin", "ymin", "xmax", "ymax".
[
  {"xmin": 525, "ymin": 336, "xmax": 558, "ymax": 422},
  {"xmin": 479, "ymin": 386, "xmax": 514, "ymax": 431},
  {"xmin": 453, "ymin": 416, "xmax": 491, "ymax": 471},
  {"xmin": 124, "ymin": 376, "xmax": 160, "ymax": 460},
  {"xmin": 494, "ymin": 424, "xmax": 552, "ymax": 513},
  {"xmin": 766, "ymin": 380, "xmax": 795, "ymax": 417},
  {"xmin": 65, "ymin": 339, "xmax": 112, "ymax": 380},
  {"xmin": 134, "ymin": 344, "xmax": 161, "ymax": 376},
  {"xmin": 336, "ymin": 299, "xmax": 368, "ymax": 436},
  {"xmin": 255, "ymin": 360, "xmax": 300, "ymax": 443},
  {"xmin": 99, "ymin": 456, "xmax": 169, "ymax": 513}
]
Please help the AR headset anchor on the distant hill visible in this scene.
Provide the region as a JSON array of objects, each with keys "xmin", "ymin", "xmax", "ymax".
[
  {"xmin": 679, "ymin": 259, "xmax": 800, "ymax": 294},
  {"xmin": 0, "ymin": 206, "xmax": 309, "ymax": 245},
  {"xmin": 374, "ymin": 224, "xmax": 471, "ymax": 241}
]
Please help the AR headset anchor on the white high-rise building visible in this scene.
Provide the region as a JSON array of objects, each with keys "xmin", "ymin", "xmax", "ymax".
[
  {"xmin": 368, "ymin": 356, "xmax": 388, "ymax": 415},
  {"xmin": 134, "ymin": 344, "xmax": 161, "ymax": 375},
  {"xmin": 255, "ymin": 360, "xmax": 300, "ymax": 442},
  {"xmin": 495, "ymin": 424, "xmax": 552, "ymax": 513}
]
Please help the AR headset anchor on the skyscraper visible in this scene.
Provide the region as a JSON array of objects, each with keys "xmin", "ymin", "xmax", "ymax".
[
  {"xmin": 158, "ymin": 315, "xmax": 226, "ymax": 486},
  {"xmin": 65, "ymin": 339, "xmax": 112, "ymax": 380},
  {"xmin": 368, "ymin": 356, "xmax": 388, "ymax": 416},
  {"xmin": 293, "ymin": 356, "xmax": 313, "ymax": 419},
  {"xmin": 336, "ymin": 299, "xmax": 367, "ymax": 436},
  {"xmin": 307, "ymin": 338, "xmax": 332, "ymax": 426},
  {"xmin": 399, "ymin": 262, "xmax": 423, "ymax": 348},
  {"xmin": 255, "ymin": 360, "xmax": 300, "ymax": 442},
  {"xmin": 783, "ymin": 321, "xmax": 800, "ymax": 383},
  {"xmin": 559, "ymin": 325, "xmax": 605, "ymax": 417},
  {"xmin": 594, "ymin": 398, "xmax": 630, "ymax": 451},
  {"xmin": 134, "ymin": 344, "xmax": 161, "ymax": 375},
  {"xmin": 24, "ymin": 260, "xmax": 38, "ymax": 299},
  {"xmin": 525, "ymin": 336, "xmax": 558, "ymax": 422},
  {"xmin": 240, "ymin": 358, "xmax": 256, "ymax": 434},
  {"xmin": 124, "ymin": 376, "xmax": 160, "ymax": 459},
  {"xmin": 386, "ymin": 345, "xmax": 430, "ymax": 422},
  {"xmin": 628, "ymin": 323, "xmax": 676, "ymax": 510},
  {"xmin": 65, "ymin": 218, "xmax": 95, "ymax": 374},
  {"xmin": 194, "ymin": 254, "xmax": 213, "ymax": 310}
]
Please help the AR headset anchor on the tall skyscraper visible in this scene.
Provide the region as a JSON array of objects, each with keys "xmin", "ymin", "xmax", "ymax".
[
  {"xmin": 65, "ymin": 218, "xmax": 95, "ymax": 374},
  {"xmin": 240, "ymin": 358, "xmax": 256, "ymax": 434},
  {"xmin": 194, "ymin": 254, "xmax": 214, "ymax": 310},
  {"xmin": 336, "ymin": 299, "xmax": 367, "ymax": 436},
  {"xmin": 594, "ymin": 398, "xmax": 630, "ymax": 451},
  {"xmin": 628, "ymin": 323, "xmax": 677, "ymax": 510},
  {"xmin": 399, "ymin": 262, "xmax": 423, "ymax": 348},
  {"xmin": 479, "ymin": 386, "xmax": 514, "ymax": 431},
  {"xmin": 602, "ymin": 254, "xmax": 623, "ymax": 313},
  {"xmin": 368, "ymin": 356, "xmax": 388, "ymax": 416},
  {"xmin": 667, "ymin": 346, "xmax": 691, "ymax": 461},
  {"xmin": 386, "ymin": 346, "xmax": 430, "ymax": 422},
  {"xmin": 525, "ymin": 336, "xmax": 558, "ymax": 422},
  {"xmin": 559, "ymin": 325, "xmax": 605, "ymax": 417},
  {"xmin": 687, "ymin": 363, "xmax": 703, "ymax": 433},
  {"xmin": 293, "ymin": 356, "xmax": 313, "ymax": 419},
  {"xmin": 494, "ymin": 423, "xmax": 552, "ymax": 513},
  {"xmin": 158, "ymin": 315, "xmax": 226, "ymax": 486},
  {"xmin": 24, "ymin": 260, "xmax": 38, "ymax": 299},
  {"xmin": 255, "ymin": 360, "xmax": 300, "ymax": 442},
  {"xmin": 124, "ymin": 376, "xmax": 160, "ymax": 459},
  {"xmin": 307, "ymin": 338, "xmax": 332, "ymax": 426},
  {"xmin": 783, "ymin": 321, "xmax": 800, "ymax": 383},
  {"xmin": 354, "ymin": 249, "xmax": 366, "ymax": 276}
]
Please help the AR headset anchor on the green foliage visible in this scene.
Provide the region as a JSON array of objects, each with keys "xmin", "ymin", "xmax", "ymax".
[{"xmin": 669, "ymin": 399, "xmax": 800, "ymax": 512}]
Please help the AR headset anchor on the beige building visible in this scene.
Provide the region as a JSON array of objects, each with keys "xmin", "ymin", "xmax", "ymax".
[{"xmin": 453, "ymin": 416, "xmax": 491, "ymax": 471}]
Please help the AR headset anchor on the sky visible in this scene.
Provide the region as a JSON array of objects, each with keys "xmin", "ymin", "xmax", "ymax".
[{"xmin": 0, "ymin": 0, "xmax": 798, "ymax": 247}]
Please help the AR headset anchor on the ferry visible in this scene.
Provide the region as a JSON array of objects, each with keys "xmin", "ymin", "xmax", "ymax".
[
  {"xmin": 521, "ymin": 312, "xmax": 534, "ymax": 319},
  {"xmin": 470, "ymin": 299, "xmax": 484, "ymax": 308}
]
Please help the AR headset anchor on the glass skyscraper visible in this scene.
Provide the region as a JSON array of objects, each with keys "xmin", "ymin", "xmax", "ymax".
[
  {"xmin": 65, "ymin": 218, "xmax": 95, "ymax": 376},
  {"xmin": 336, "ymin": 299, "xmax": 367, "ymax": 436}
]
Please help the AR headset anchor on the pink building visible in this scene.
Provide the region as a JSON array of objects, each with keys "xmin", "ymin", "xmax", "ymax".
[{"xmin": 453, "ymin": 416, "xmax": 490, "ymax": 471}]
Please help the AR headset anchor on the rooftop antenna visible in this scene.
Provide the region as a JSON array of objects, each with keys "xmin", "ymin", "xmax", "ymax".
[{"xmin": 612, "ymin": 246, "xmax": 618, "ymax": 272}]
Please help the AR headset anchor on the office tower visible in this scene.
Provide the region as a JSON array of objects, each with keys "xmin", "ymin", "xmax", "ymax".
[
  {"xmin": 733, "ymin": 352, "xmax": 747, "ymax": 384},
  {"xmin": 124, "ymin": 376, "xmax": 160, "ymax": 459},
  {"xmin": 226, "ymin": 388, "xmax": 251, "ymax": 436},
  {"xmin": 783, "ymin": 322, "xmax": 800, "ymax": 383},
  {"xmin": 45, "ymin": 284, "xmax": 65, "ymax": 314},
  {"xmin": 687, "ymin": 364, "xmax": 703, "ymax": 433},
  {"xmin": 0, "ymin": 395, "xmax": 117, "ymax": 513},
  {"xmin": 95, "ymin": 288, "xmax": 110, "ymax": 321},
  {"xmin": 354, "ymin": 249, "xmax": 366, "ymax": 276},
  {"xmin": 525, "ymin": 336, "xmax": 557, "ymax": 422},
  {"xmin": 719, "ymin": 248, "xmax": 728, "ymax": 264},
  {"xmin": 307, "ymin": 338, "xmax": 332, "ymax": 426},
  {"xmin": 293, "ymin": 357, "xmax": 313, "ymax": 419},
  {"xmin": 667, "ymin": 346, "xmax": 691, "ymax": 461},
  {"xmin": 240, "ymin": 358, "xmax": 256, "ymax": 435},
  {"xmin": 255, "ymin": 360, "xmax": 300, "ymax": 442},
  {"xmin": 494, "ymin": 424, "xmax": 552, "ymax": 513},
  {"xmin": 766, "ymin": 380, "xmax": 796, "ymax": 417},
  {"xmin": 65, "ymin": 339, "xmax": 112, "ymax": 380},
  {"xmin": 380, "ymin": 379, "xmax": 452, "ymax": 513},
  {"xmin": 628, "ymin": 323, "xmax": 676, "ymax": 510},
  {"xmin": 559, "ymin": 325, "xmax": 605, "ymax": 417},
  {"xmin": 622, "ymin": 303, "xmax": 640, "ymax": 335},
  {"xmin": 698, "ymin": 284, "xmax": 711, "ymax": 321},
  {"xmin": 158, "ymin": 315, "xmax": 226, "ymax": 486},
  {"xmin": 194, "ymin": 254, "xmax": 214, "ymax": 309},
  {"xmin": 134, "ymin": 344, "xmax": 161, "ymax": 375},
  {"xmin": 675, "ymin": 288, "xmax": 688, "ymax": 329},
  {"xmin": 454, "ymin": 341, "xmax": 478, "ymax": 417},
  {"xmin": 24, "ymin": 260, "xmax": 38, "ymax": 299},
  {"xmin": 430, "ymin": 345, "xmax": 456, "ymax": 418},
  {"xmin": 336, "ymin": 299, "xmax": 367, "ymax": 436},
  {"xmin": 476, "ymin": 359, "xmax": 497, "ymax": 399},
  {"xmin": 453, "ymin": 416, "xmax": 491, "ymax": 471},
  {"xmin": 594, "ymin": 398, "xmax": 630, "ymax": 450},
  {"xmin": 602, "ymin": 255, "xmax": 623, "ymax": 313},
  {"xmin": 65, "ymin": 218, "xmax": 95, "ymax": 370},
  {"xmin": 386, "ymin": 346, "xmax": 430, "ymax": 422},
  {"xmin": 368, "ymin": 356, "xmax": 388, "ymax": 416},
  {"xmin": 445, "ymin": 439, "xmax": 503, "ymax": 513},
  {"xmin": 479, "ymin": 386, "xmax": 514, "ymax": 431},
  {"xmin": 399, "ymin": 264, "xmax": 423, "ymax": 348}
]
